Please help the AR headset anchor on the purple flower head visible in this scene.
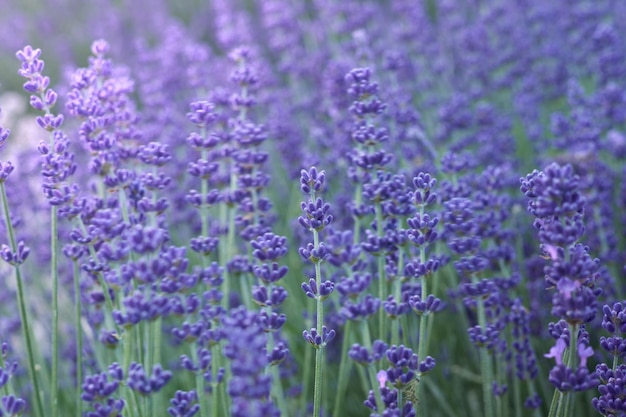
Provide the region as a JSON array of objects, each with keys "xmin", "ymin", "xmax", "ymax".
[
  {"xmin": 190, "ymin": 236, "xmax": 219, "ymax": 256},
  {"xmin": 340, "ymin": 294, "xmax": 381, "ymax": 321},
  {"xmin": 0, "ymin": 120, "xmax": 9, "ymax": 151},
  {"xmin": 301, "ymin": 277, "xmax": 334, "ymax": 300},
  {"xmin": 252, "ymin": 262, "xmax": 288, "ymax": 284},
  {"xmin": 251, "ymin": 232, "xmax": 287, "ymax": 261},
  {"xmin": 81, "ymin": 372, "xmax": 119, "ymax": 402},
  {"xmin": 16, "ymin": 46, "xmax": 49, "ymax": 95},
  {"xmin": 383, "ymin": 295, "xmax": 411, "ymax": 318},
  {"xmin": 187, "ymin": 101, "xmax": 219, "ymax": 127},
  {"xmin": 520, "ymin": 163, "xmax": 586, "ymax": 246},
  {"xmin": 407, "ymin": 213, "xmax": 439, "ymax": 247},
  {"xmin": 127, "ymin": 362, "xmax": 172, "ymax": 395},
  {"xmin": 346, "ymin": 67, "xmax": 379, "ymax": 99},
  {"xmin": 252, "ymin": 285, "xmax": 288, "ymax": 307},
  {"xmin": 300, "ymin": 167, "xmax": 326, "ymax": 194},
  {"xmin": 267, "ymin": 341, "xmax": 289, "ymax": 366},
  {"xmin": 443, "ymin": 197, "xmax": 480, "ymax": 256},
  {"xmin": 138, "ymin": 142, "xmax": 171, "ymax": 167},
  {"xmin": 298, "ymin": 241, "xmax": 329, "ymax": 264},
  {"xmin": 602, "ymin": 302, "xmax": 626, "ymax": 334},
  {"xmin": 336, "ymin": 273, "xmax": 371, "ymax": 299},
  {"xmin": 404, "ymin": 258, "xmax": 440, "ymax": 279},
  {"xmin": 409, "ymin": 294, "xmax": 443, "ymax": 315},
  {"xmin": 302, "ymin": 326, "xmax": 336, "ymax": 348},
  {"xmin": 544, "ymin": 338, "xmax": 567, "ymax": 366},
  {"xmin": 577, "ymin": 343, "xmax": 594, "ymax": 368},
  {"xmin": 168, "ymin": 390, "xmax": 200, "ymax": 417},
  {"xmin": 298, "ymin": 198, "xmax": 333, "ymax": 232},
  {"xmin": 0, "ymin": 241, "xmax": 30, "ymax": 266},
  {"xmin": 1, "ymin": 395, "xmax": 25, "ymax": 416},
  {"xmin": 349, "ymin": 344, "xmax": 373, "ymax": 365},
  {"xmin": 468, "ymin": 325, "xmax": 500, "ymax": 350},
  {"xmin": 85, "ymin": 398, "xmax": 124, "ymax": 417},
  {"xmin": 548, "ymin": 364, "xmax": 599, "ymax": 393},
  {"xmin": 412, "ymin": 172, "xmax": 437, "ymax": 207},
  {"xmin": 258, "ymin": 311, "xmax": 286, "ymax": 332}
]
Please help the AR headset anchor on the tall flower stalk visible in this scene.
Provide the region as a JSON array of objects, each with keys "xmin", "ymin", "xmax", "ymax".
[
  {"xmin": 16, "ymin": 45, "xmax": 80, "ymax": 417},
  {"xmin": 298, "ymin": 167, "xmax": 335, "ymax": 417},
  {"xmin": 521, "ymin": 163, "xmax": 600, "ymax": 417},
  {"xmin": 0, "ymin": 111, "xmax": 44, "ymax": 417}
]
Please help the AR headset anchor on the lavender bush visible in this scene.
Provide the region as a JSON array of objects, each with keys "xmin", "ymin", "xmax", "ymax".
[{"xmin": 0, "ymin": 1, "xmax": 626, "ymax": 416}]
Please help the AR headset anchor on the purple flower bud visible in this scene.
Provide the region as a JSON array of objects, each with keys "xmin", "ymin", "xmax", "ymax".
[
  {"xmin": 2, "ymin": 395, "xmax": 25, "ymax": 415},
  {"xmin": 303, "ymin": 326, "xmax": 336, "ymax": 348},
  {"xmin": 0, "ymin": 240, "xmax": 30, "ymax": 266},
  {"xmin": 91, "ymin": 39, "xmax": 110, "ymax": 56},
  {"xmin": 168, "ymin": 390, "xmax": 200, "ymax": 417}
]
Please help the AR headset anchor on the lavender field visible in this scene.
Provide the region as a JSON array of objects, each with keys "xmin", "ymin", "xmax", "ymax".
[{"xmin": 0, "ymin": 0, "xmax": 625, "ymax": 416}]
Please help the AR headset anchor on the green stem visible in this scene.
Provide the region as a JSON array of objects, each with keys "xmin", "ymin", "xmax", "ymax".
[
  {"xmin": 312, "ymin": 225, "xmax": 324, "ymax": 417},
  {"xmin": 210, "ymin": 342, "xmax": 221, "ymax": 417},
  {"xmin": 332, "ymin": 320, "xmax": 353, "ymax": 417},
  {"xmin": 473, "ymin": 274, "xmax": 494, "ymax": 417},
  {"xmin": 313, "ymin": 348, "xmax": 324, "ymax": 417},
  {"xmin": 513, "ymin": 372, "xmax": 522, "ymax": 417},
  {"xmin": 301, "ymin": 314, "xmax": 313, "ymax": 411},
  {"xmin": 415, "ymin": 245, "xmax": 428, "ymax": 415},
  {"xmin": 375, "ymin": 202, "xmax": 386, "ymax": 340},
  {"xmin": 367, "ymin": 362, "xmax": 385, "ymax": 413},
  {"xmin": 76, "ymin": 218, "xmax": 118, "ymax": 332},
  {"xmin": 191, "ymin": 344, "xmax": 208, "ymax": 417},
  {"xmin": 561, "ymin": 324, "xmax": 579, "ymax": 417},
  {"xmin": 51, "ymin": 205, "xmax": 59, "ymax": 417},
  {"xmin": 73, "ymin": 260, "xmax": 83, "ymax": 417},
  {"xmin": 123, "ymin": 327, "xmax": 135, "ymax": 417},
  {"xmin": 0, "ymin": 183, "xmax": 44, "ymax": 417}
]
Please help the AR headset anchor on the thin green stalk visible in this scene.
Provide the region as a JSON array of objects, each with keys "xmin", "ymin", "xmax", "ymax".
[
  {"xmin": 473, "ymin": 274, "xmax": 495, "ymax": 417},
  {"xmin": 123, "ymin": 327, "xmax": 136, "ymax": 417},
  {"xmin": 76, "ymin": 218, "xmax": 118, "ymax": 331},
  {"xmin": 51, "ymin": 205, "xmax": 59, "ymax": 417},
  {"xmin": 391, "ymin": 249, "xmax": 404, "ymax": 347},
  {"xmin": 561, "ymin": 324, "xmax": 579, "ymax": 417},
  {"xmin": 423, "ymin": 379, "xmax": 457, "ymax": 417},
  {"xmin": 313, "ymin": 348, "xmax": 323, "ymax": 417},
  {"xmin": 222, "ymin": 194, "xmax": 237, "ymax": 311},
  {"xmin": 415, "ymin": 244, "xmax": 428, "ymax": 415},
  {"xmin": 375, "ymin": 202, "xmax": 386, "ymax": 340},
  {"xmin": 332, "ymin": 319, "xmax": 354, "ymax": 416},
  {"xmin": 312, "ymin": 228, "xmax": 324, "ymax": 417},
  {"xmin": 0, "ymin": 183, "xmax": 44, "ymax": 417},
  {"xmin": 270, "ymin": 359, "xmax": 287, "ymax": 416},
  {"xmin": 300, "ymin": 313, "xmax": 313, "ymax": 411},
  {"xmin": 0, "ymin": 354, "xmax": 9, "ymax": 397},
  {"xmin": 73, "ymin": 260, "xmax": 83, "ymax": 417},
  {"xmin": 191, "ymin": 344, "xmax": 208, "ymax": 417},
  {"xmin": 513, "ymin": 371, "xmax": 522, "ymax": 417},
  {"xmin": 355, "ymin": 364, "xmax": 373, "ymax": 407},
  {"xmin": 353, "ymin": 183, "xmax": 363, "ymax": 245},
  {"xmin": 130, "ymin": 388, "xmax": 145, "ymax": 417},
  {"xmin": 547, "ymin": 378, "xmax": 561, "ymax": 417},
  {"xmin": 309, "ymin": 183, "xmax": 328, "ymax": 417},
  {"xmin": 210, "ymin": 343, "xmax": 221, "ymax": 417},
  {"xmin": 367, "ymin": 363, "xmax": 386, "ymax": 413}
]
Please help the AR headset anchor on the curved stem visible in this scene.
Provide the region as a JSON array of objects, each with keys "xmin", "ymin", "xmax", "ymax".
[{"xmin": 0, "ymin": 183, "xmax": 44, "ymax": 417}]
